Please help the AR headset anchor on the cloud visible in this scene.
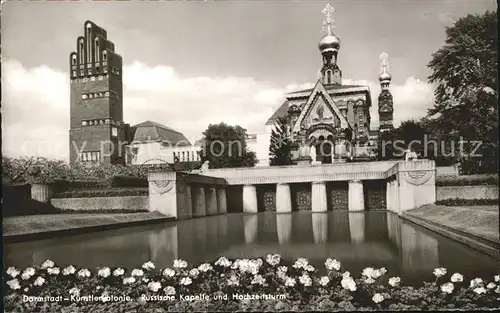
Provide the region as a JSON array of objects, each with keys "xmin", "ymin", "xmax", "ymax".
[{"xmin": 2, "ymin": 59, "xmax": 434, "ymax": 161}]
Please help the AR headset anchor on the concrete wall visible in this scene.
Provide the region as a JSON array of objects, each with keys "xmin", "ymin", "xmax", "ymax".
[
  {"xmin": 436, "ymin": 165, "xmax": 459, "ymax": 177},
  {"xmin": 437, "ymin": 185, "xmax": 499, "ymax": 200},
  {"xmin": 51, "ymin": 196, "xmax": 149, "ymax": 211}
]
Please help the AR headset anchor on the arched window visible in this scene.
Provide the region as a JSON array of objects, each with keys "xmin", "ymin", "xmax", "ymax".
[
  {"xmin": 79, "ymin": 39, "xmax": 84, "ymax": 64},
  {"xmin": 103, "ymin": 51, "xmax": 107, "ymax": 61},
  {"xmin": 325, "ymin": 70, "xmax": 332, "ymax": 84},
  {"xmin": 94, "ymin": 38, "xmax": 100, "ymax": 62},
  {"xmin": 86, "ymin": 24, "xmax": 92, "ymax": 63},
  {"xmin": 71, "ymin": 54, "xmax": 77, "ymax": 65}
]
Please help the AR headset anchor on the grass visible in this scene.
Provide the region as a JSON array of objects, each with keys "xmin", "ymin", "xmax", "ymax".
[
  {"xmin": 405, "ymin": 204, "xmax": 499, "ymax": 243},
  {"xmin": 3, "ymin": 212, "xmax": 169, "ymax": 237}
]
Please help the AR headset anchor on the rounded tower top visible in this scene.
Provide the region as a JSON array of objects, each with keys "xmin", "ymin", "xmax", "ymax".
[
  {"xmin": 379, "ymin": 52, "xmax": 392, "ymax": 82},
  {"xmin": 319, "ymin": 3, "xmax": 340, "ymax": 55}
]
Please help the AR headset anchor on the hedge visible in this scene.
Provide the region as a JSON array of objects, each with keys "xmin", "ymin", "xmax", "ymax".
[
  {"xmin": 436, "ymin": 199, "xmax": 498, "ymax": 206},
  {"xmin": 52, "ymin": 188, "xmax": 148, "ymax": 199},
  {"xmin": 436, "ymin": 174, "xmax": 498, "ymax": 186}
]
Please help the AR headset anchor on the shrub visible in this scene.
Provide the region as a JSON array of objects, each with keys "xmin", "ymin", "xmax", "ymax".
[
  {"xmin": 52, "ymin": 188, "xmax": 148, "ymax": 199},
  {"xmin": 436, "ymin": 199, "xmax": 498, "ymax": 206},
  {"xmin": 436, "ymin": 174, "xmax": 499, "ymax": 186}
]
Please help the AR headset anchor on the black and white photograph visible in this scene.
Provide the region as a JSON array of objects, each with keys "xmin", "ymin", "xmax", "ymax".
[{"xmin": 2, "ymin": 0, "xmax": 499, "ymax": 311}]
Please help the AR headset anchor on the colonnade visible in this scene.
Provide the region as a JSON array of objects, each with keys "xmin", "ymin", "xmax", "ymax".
[
  {"xmin": 191, "ymin": 185, "xmax": 227, "ymax": 218},
  {"xmin": 242, "ymin": 180, "xmax": 365, "ymax": 213}
]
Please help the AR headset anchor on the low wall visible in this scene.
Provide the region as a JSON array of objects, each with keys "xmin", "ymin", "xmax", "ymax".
[
  {"xmin": 437, "ymin": 185, "xmax": 499, "ymax": 201},
  {"xmin": 436, "ymin": 165, "xmax": 459, "ymax": 177},
  {"xmin": 51, "ymin": 196, "xmax": 149, "ymax": 211}
]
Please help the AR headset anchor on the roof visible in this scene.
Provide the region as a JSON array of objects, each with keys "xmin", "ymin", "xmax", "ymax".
[
  {"xmin": 265, "ymin": 82, "xmax": 372, "ymax": 125},
  {"xmin": 132, "ymin": 120, "xmax": 191, "ymax": 146}
]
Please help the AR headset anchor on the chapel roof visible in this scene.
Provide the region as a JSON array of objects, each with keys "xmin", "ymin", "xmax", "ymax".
[{"xmin": 131, "ymin": 120, "xmax": 191, "ymax": 146}]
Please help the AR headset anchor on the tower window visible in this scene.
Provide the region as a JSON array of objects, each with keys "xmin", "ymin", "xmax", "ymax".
[
  {"xmin": 79, "ymin": 40, "xmax": 84, "ymax": 64},
  {"xmin": 94, "ymin": 38, "xmax": 100, "ymax": 62},
  {"xmin": 103, "ymin": 51, "xmax": 107, "ymax": 61},
  {"xmin": 82, "ymin": 94, "xmax": 88, "ymax": 100},
  {"xmin": 71, "ymin": 55, "xmax": 77, "ymax": 65}
]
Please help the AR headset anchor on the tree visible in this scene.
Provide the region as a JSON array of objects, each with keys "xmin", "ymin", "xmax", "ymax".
[
  {"xmin": 2, "ymin": 156, "xmax": 70, "ymax": 185},
  {"xmin": 269, "ymin": 116, "xmax": 294, "ymax": 166},
  {"xmin": 200, "ymin": 123, "xmax": 257, "ymax": 169},
  {"xmin": 427, "ymin": 10, "xmax": 498, "ymax": 173}
]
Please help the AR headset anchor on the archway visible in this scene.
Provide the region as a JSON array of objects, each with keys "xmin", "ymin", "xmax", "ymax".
[{"xmin": 314, "ymin": 135, "xmax": 334, "ymax": 164}]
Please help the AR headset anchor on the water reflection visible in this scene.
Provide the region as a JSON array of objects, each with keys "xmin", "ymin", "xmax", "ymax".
[{"xmin": 4, "ymin": 212, "xmax": 498, "ymax": 286}]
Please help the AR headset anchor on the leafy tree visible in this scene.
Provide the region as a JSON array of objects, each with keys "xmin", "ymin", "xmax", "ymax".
[
  {"xmin": 200, "ymin": 123, "xmax": 257, "ymax": 169},
  {"xmin": 269, "ymin": 116, "xmax": 294, "ymax": 166},
  {"xmin": 427, "ymin": 10, "xmax": 498, "ymax": 173}
]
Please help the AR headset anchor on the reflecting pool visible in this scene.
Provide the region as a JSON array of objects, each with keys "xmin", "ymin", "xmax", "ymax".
[{"xmin": 4, "ymin": 212, "xmax": 498, "ymax": 286}]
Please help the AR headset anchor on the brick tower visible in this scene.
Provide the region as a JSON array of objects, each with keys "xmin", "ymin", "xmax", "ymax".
[{"xmin": 69, "ymin": 21, "xmax": 127, "ymax": 166}]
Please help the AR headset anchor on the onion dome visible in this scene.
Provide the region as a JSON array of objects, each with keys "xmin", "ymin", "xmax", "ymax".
[
  {"xmin": 318, "ymin": 28, "xmax": 340, "ymax": 54},
  {"xmin": 379, "ymin": 67, "xmax": 392, "ymax": 82}
]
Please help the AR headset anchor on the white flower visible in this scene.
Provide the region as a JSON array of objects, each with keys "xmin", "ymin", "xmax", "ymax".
[
  {"xmin": 265, "ymin": 254, "xmax": 281, "ymax": 266},
  {"xmin": 173, "ymin": 259, "xmax": 188, "ymax": 269},
  {"xmin": 450, "ymin": 273, "xmax": 463, "ymax": 283},
  {"xmin": 389, "ymin": 277, "xmax": 401, "ymax": 287},
  {"xmin": 319, "ymin": 276, "xmax": 330, "ymax": 286},
  {"xmin": 164, "ymin": 286, "xmax": 176, "ymax": 295},
  {"xmin": 148, "ymin": 281, "xmax": 162, "ymax": 292},
  {"xmin": 305, "ymin": 265, "xmax": 315, "ymax": 272},
  {"xmin": 189, "ymin": 268, "xmax": 200, "ymax": 278},
  {"xmin": 470, "ymin": 278, "xmax": 484, "ymax": 288},
  {"xmin": 372, "ymin": 269, "xmax": 383, "ymax": 279},
  {"xmin": 324, "ymin": 258, "xmax": 341, "ymax": 271},
  {"xmin": 33, "ymin": 276, "xmax": 45, "ymax": 287},
  {"xmin": 372, "ymin": 293, "xmax": 384, "ymax": 303},
  {"xmin": 251, "ymin": 274, "xmax": 266, "ymax": 286},
  {"xmin": 7, "ymin": 267, "xmax": 20, "ymax": 278},
  {"xmin": 299, "ymin": 274, "xmax": 312, "ymax": 287},
  {"xmin": 69, "ymin": 287, "xmax": 80, "ymax": 297},
  {"xmin": 113, "ymin": 268, "xmax": 125, "ymax": 276},
  {"xmin": 494, "ymin": 275, "xmax": 499, "ymax": 282},
  {"xmin": 380, "ymin": 267, "xmax": 387, "ymax": 275},
  {"xmin": 131, "ymin": 269, "xmax": 144, "ymax": 277},
  {"xmin": 62, "ymin": 266, "xmax": 76, "ymax": 276},
  {"xmin": 197, "ymin": 263, "xmax": 213, "ymax": 273},
  {"xmin": 47, "ymin": 267, "xmax": 60, "ymax": 275},
  {"xmin": 284, "ymin": 277, "xmax": 296, "ymax": 287},
  {"xmin": 97, "ymin": 267, "xmax": 110, "ymax": 278},
  {"xmin": 495, "ymin": 286, "xmax": 500, "ymax": 294},
  {"xmin": 362, "ymin": 267, "xmax": 375, "ymax": 278},
  {"xmin": 215, "ymin": 257, "xmax": 232, "ymax": 267},
  {"xmin": 433, "ymin": 267, "xmax": 447, "ymax": 278},
  {"xmin": 441, "ymin": 282, "xmax": 454, "ymax": 294},
  {"xmin": 21, "ymin": 268, "xmax": 35, "ymax": 280},
  {"xmin": 341, "ymin": 276, "xmax": 357, "ymax": 292},
  {"xmin": 123, "ymin": 277, "xmax": 136, "ymax": 285},
  {"xmin": 364, "ymin": 277, "xmax": 375, "ymax": 284},
  {"xmin": 227, "ymin": 275, "xmax": 240, "ymax": 286},
  {"xmin": 293, "ymin": 258, "xmax": 309, "ymax": 270},
  {"xmin": 277, "ymin": 266, "xmax": 288, "ymax": 273},
  {"xmin": 236, "ymin": 259, "xmax": 260, "ymax": 275},
  {"xmin": 77, "ymin": 269, "xmax": 91, "ymax": 278},
  {"xmin": 163, "ymin": 268, "xmax": 176, "ymax": 278},
  {"xmin": 473, "ymin": 287, "xmax": 486, "ymax": 294},
  {"xmin": 487, "ymin": 282, "xmax": 496, "ymax": 289},
  {"xmin": 41, "ymin": 260, "xmax": 54, "ymax": 270},
  {"xmin": 101, "ymin": 292, "xmax": 110, "ymax": 302},
  {"xmin": 142, "ymin": 261, "xmax": 155, "ymax": 271},
  {"xmin": 342, "ymin": 271, "xmax": 351, "ymax": 278},
  {"xmin": 142, "ymin": 278, "xmax": 149, "ymax": 283},
  {"xmin": 180, "ymin": 277, "xmax": 192, "ymax": 286},
  {"xmin": 7, "ymin": 279, "xmax": 21, "ymax": 290}
]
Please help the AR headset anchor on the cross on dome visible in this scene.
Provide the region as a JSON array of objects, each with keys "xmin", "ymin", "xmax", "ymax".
[
  {"xmin": 379, "ymin": 52, "xmax": 390, "ymax": 72},
  {"xmin": 321, "ymin": 3, "xmax": 336, "ymax": 33}
]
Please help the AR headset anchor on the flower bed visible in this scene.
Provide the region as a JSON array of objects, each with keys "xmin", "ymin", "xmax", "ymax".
[{"xmin": 4, "ymin": 256, "xmax": 500, "ymax": 312}]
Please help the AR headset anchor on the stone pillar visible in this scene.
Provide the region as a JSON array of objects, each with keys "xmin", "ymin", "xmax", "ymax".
[
  {"xmin": 312, "ymin": 213, "xmax": 328, "ymax": 244},
  {"xmin": 217, "ymin": 187, "xmax": 227, "ymax": 214},
  {"xmin": 348, "ymin": 180, "xmax": 365, "ymax": 211},
  {"xmin": 192, "ymin": 186, "xmax": 207, "ymax": 218},
  {"xmin": 183, "ymin": 184, "xmax": 193, "ymax": 219},
  {"xmin": 276, "ymin": 214, "xmax": 292, "ymax": 244},
  {"xmin": 148, "ymin": 171, "xmax": 177, "ymax": 217},
  {"xmin": 311, "ymin": 181, "xmax": 328, "ymax": 212},
  {"xmin": 349, "ymin": 213, "xmax": 365, "ymax": 243},
  {"xmin": 242, "ymin": 184, "xmax": 258, "ymax": 213},
  {"xmin": 31, "ymin": 184, "xmax": 52, "ymax": 203},
  {"xmin": 206, "ymin": 187, "xmax": 218, "ymax": 215},
  {"xmin": 334, "ymin": 139, "xmax": 348, "ymax": 163},
  {"xmin": 244, "ymin": 215, "xmax": 258, "ymax": 243},
  {"xmin": 386, "ymin": 180, "xmax": 393, "ymax": 212},
  {"xmin": 276, "ymin": 183, "xmax": 292, "ymax": 213},
  {"xmin": 396, "ymin": 160, "xmax": 436, "ymax": 213}
]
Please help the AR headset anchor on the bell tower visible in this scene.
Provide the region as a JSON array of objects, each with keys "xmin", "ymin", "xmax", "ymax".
[
  {"xmin": 378, "ymin": 52, "xmax": 394, "ymax": 132},
  {"xmin": 318, "ymin": 3, "xmax": 342, "ymax": 85},
  {"xmin": 69, "ymin": 21, "xmax": 126, "ymax": 166}
]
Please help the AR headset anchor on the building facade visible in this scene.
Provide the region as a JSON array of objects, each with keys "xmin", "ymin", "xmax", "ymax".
[{"xmin": 257, "ymin": 4, "xmax": 395, "ymax": 166}]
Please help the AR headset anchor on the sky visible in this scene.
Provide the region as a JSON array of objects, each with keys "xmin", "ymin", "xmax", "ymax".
[{"xmin": 1, "ymin": 0, "xmax": 496, "ymax": 160}]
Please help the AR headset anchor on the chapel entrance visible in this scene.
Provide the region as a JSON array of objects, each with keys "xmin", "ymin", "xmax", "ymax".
[{"xmin": 314, "ymin": 135, "xmax": 334, "ymax": 164}]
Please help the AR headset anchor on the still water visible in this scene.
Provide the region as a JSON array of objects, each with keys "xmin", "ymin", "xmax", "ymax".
[{"xmin": 4, "ymin": 212, "xmax": 498, "ymax": 286}]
